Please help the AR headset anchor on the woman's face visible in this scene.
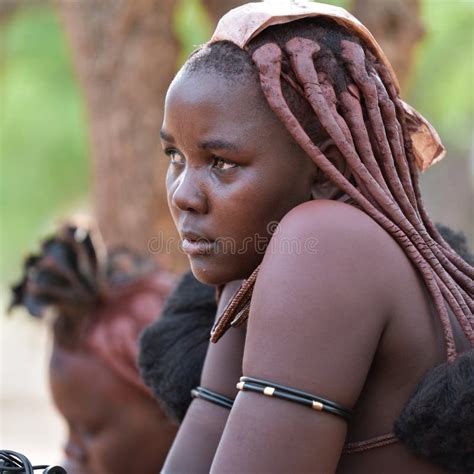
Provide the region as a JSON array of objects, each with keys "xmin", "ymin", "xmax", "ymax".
[
  {"xmin": 161, "ymin": 68, "xmax": 317, "ymax": 285},
  {"xmin": 49, "ymin": 347, "xmax": 177, "ymax": 474}
]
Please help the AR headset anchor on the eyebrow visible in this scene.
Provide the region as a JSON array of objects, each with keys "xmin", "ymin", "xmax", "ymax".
[
  {"xmin": 160, "ymin": 129, "xmax": 239, "ymax": 152},
  {"xmin": 198, "ymin": 139, "xmax": 239, "ymax": 152},
  {"xmin": 160, "ymin": 129, "xmax": 174, "ymax": 142}
]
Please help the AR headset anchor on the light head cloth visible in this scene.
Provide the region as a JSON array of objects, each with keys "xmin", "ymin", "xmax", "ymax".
[{"xmin": 210, "ymin": 0, "xmax": 445, "ymax": 171}]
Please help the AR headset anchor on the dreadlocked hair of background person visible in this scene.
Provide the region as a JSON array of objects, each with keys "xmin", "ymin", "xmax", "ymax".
[
  {"xmin": 9, "ymin": 221, "xmax": 158, "ymax": 349},
  {"xmin": 185, "ymin": 18, "xmax": 473, "ymax": 361}
]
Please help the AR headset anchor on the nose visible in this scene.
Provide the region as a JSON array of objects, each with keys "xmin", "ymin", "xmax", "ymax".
[{"xmin": 171, "ymin": 167, "xmax": 208, "ymax": 214}]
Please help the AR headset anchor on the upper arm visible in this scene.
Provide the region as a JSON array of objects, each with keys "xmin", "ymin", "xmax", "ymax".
[
  {"xmin": 162, "ymin": 280, "xmax": 244, "ymax": 474},
  {"xmin": 211, "ymin": 201, "xmax": 393, "ymax": 473}
]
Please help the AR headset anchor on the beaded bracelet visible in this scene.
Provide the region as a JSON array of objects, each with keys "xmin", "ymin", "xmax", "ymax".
[
  {"xmin": 237, "ymin": 376, "xmax": 352, "ymax": 420},
  {"xmin": 191, "ymin": 386, "xmax": 234, "ymax": 410}
]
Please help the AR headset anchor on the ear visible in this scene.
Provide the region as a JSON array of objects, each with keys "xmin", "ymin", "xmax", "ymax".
[{"xmin": 311, "ymin": 141, "xmax": 352, "ymax": 200}]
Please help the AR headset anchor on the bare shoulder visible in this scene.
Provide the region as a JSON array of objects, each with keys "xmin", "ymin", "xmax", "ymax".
[
  {"xmin": 211, "ymin": 201, "xmax": 419, "ymax": 473},
  {"xmin": 276, "ymin": 199, "xmax": 398, "ymax": 253},
  {"xmin": 262, "ymin": 199, "xmax": 406, "ymax": 303},
  {"xmin": 243, "ymin": 200, "xmax": 407, "ymax": 406}
]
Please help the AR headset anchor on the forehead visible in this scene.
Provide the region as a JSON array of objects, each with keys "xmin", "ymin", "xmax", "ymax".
[
  {"xmin": 50, "ymin": 348, "xmax": 132, "ymax": 416},
  {"xmin": 167, "ymin": 65, "xmax": 260, "ymax": 100},
  {"xmin": 163, "ymin": 69, "xmax": 283, "ymax": 140}
]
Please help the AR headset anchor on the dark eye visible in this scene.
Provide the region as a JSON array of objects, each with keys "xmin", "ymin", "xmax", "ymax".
[
  {"xmin": 165, "ymin": 149, "xmax": 185, "ymax": 165},
  {"xmin": 212, "ymin": 156, "xmax": 237, "ymax": 171}
]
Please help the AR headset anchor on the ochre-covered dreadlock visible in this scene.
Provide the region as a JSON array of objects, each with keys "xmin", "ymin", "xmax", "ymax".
[{"xmin": 194, "ymin": 19, "xmax": 473, "ymax": 360}]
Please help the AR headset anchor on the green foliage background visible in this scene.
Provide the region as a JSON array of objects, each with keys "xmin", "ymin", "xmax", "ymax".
[
  {"xmin": 0, "ymin": 7, "xmax": 89, "ymax": 280},
  {"xmin": 408, "ymin": 0, "xmax": 474, "ymax": 151},
  {"xmin": 0, "ymin": 0, "xmax": 472, "ymax": 281}
]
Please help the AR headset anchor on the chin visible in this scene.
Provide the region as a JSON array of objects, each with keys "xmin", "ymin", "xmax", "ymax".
[
  {"xmin": 189, "ymin": 260, "xmax": 228, "ymax": 286},
  {"xmin": 189, "ymin": 254, "xmax": 258, "ymax": 286}
]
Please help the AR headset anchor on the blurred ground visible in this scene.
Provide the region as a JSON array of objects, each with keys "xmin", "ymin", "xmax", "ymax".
[{"xmin": 1, "ymin": 290, "xmax": 64, "ymax": 464}]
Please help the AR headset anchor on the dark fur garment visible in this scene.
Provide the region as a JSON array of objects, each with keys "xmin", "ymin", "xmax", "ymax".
[
  {"xmin": 435, "ymin": 223, "xmax": 474, "ymax": 265},
  {"xmin": 395, "ymin": 224, "xmax": 473, "ymax": 473},
  {"xmin": 394, "ymin": 350, "xmax": 474, "ymax": 473},
  {"xmin": 138, "ymin": 271, "xmax": 217, "ymax": 422}
]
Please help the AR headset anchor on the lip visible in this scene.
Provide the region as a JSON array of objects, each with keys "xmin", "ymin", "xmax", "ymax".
[{"xmin": 180, "ymin": 229, "xmax": 215, "ymax": 256}]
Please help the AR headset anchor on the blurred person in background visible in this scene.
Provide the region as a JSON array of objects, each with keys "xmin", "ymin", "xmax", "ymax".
[{"xmin": 8, "ymin": 220, "xmax": 216, "ymax": 474}]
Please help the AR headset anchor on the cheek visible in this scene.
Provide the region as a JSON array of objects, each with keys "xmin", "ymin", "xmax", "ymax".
[
  {"xmin": 257, "ymin": 161, "xmax": 313, "ymax": 216},
  {"xmin": 165, "ymin": 167, "xmax": 175, "ymax": 201},
  {"xmin": 165, "ymin": 168, "xmax": 180, "ymax": 220},
  {"xmin": 223, "ymin": 167, "xmax": 305, "ymax": 233},
  {"xmin": 88, "ymin": 431, "xmax": 134, "ymax": 474},
  {"xmin": 212, "ymin": 178, "xmax": 261, "ymax": 231},
  {"xmin": 92, "ymin": 412, "xmax": 173, "ymax": 474}
]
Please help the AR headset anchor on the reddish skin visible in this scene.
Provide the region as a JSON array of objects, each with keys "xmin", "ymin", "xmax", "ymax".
[
  {"xmin": 161, "ymin": 69, "xmax": 318, "ymax": 286},
  {"xmin": 49, "ymin": 346, "xmax": 177, "ymax": 474},
  {"xmin": 161, "ymin": 69, "xmax": 469, "ymax": 473}
]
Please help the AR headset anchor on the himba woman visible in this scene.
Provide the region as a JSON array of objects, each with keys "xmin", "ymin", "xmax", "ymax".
[
  {"xmin": 9, "ymin": 220, "xmax": 217, "ymax": 474},
  {"xmin": 158, "ymin": 1, "xmax": 474, "ymax": 473}
]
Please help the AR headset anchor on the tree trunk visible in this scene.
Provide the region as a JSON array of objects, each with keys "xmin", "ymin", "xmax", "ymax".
[
  {"xmin": 202, "ymin": 0, "xmax": 245, "ymax": 23},
  {"xmin": 351, "ymin": 0, "xmax": 424, "ymax": 92},
  {"xmin": 59, "ymin": 0, "xmax": 184, "ymax": 270},
  {"xmin": 58, "ymin": 0, "xmax": 424, "ymax": 272}
]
